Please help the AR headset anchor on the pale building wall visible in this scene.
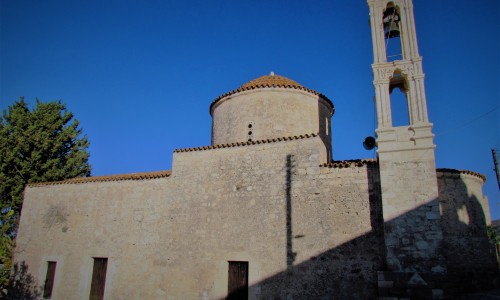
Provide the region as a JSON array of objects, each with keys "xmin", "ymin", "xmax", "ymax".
[
  {"xmin": 15, "ymin": 136, "xmax": 383, "ymax": 299},
  {"xmin": 16, "ymin": 177, "xmax": 173, "ymax": 299}
]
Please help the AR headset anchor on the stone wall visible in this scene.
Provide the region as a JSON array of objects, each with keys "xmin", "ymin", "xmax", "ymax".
[
  {"xmin": 437, "ymin": 170, "xmax": 498, "ymax": 294},
  {"xmin": 376, "ymin": 170, "xmax": 499, "ymax": 299},
  {"xmin": 15, "ymin": 136, "xmax": 383, "ymax": 299},
  {"xmin": 14, "ymin": 134, "xmax": 499, "ymax": 299},
  {"xmin": 377, "ymin": 154, "xmax": 445, "ymax": 273}
]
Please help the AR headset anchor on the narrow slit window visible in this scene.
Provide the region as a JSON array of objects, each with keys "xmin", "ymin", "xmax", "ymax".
[
  {"xmin": 89, "ymin": 258, "xmax": 108, "ymax": 300},
  {"xmin": 43, "ymin": 261, "xmax": 57, "ymax": 299},
  {"xmin": 228, "ymin": 261, "xmax": 248, "ymax": 300}
]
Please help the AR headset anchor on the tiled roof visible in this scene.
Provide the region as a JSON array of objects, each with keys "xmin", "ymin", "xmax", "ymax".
[
  {"xmin": 28, "ymin": 170, "xmax": 171, "ymax": 187},
  {"xmin": 174, "ymin": 133, "xmax": 319, "ymax": 153},
  {"xmin": 320, "ymin": 163, "xmax": 486, "ymax": 181},
  {"xmin": 241, "ymin": 74, "xmax": 303, "ymax": 89},
  {"xmin": 436, "ymin": 168, "xmax": 486, "ymax": 182},
  {"xmin": 320, "ymin": 159, "xmax": 378, "ymax": 168},
  {"xmin": 210, "ymin": 73, "xmax": 333, "ymax": 114}
]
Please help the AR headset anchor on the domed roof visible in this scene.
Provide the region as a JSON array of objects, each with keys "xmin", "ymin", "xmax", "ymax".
[
  {"xmin": 240, "ymin": 73, "xmax": 303, "ymax": 89},
  {"xmin": 210, "ymin": 73, "xmax": 333, "ymax": 114}
]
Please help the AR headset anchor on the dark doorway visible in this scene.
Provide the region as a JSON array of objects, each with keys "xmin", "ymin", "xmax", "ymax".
[
  {"xmin": 89, "ymin": 258, "xmax": 108, "ymax": 300},
  {"xmin": 43, "ymin": 261, "xmax": 57, "ymax": 299},
  {"xmin": 227, "ymin": 261, "xmax": 248, "ymax": 300}
]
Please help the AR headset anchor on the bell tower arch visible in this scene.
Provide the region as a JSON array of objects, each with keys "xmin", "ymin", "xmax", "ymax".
[
  {"xmin": 367, "ymin": 0, "xmax": 446, "ymax": 286},
  {"xmin": 369, "ymin": 0, "xmax": 430, "ymax": 128}
]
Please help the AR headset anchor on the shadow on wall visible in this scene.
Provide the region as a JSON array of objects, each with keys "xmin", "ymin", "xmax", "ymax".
[
  {"xmin": 227, "ymin": 156, "xmax": 386, "ymax": 299},
  {"xmin": 4, "ymin": 261, "xmax": 41, "ymax": 300},
  {"xmin": 8, "ymin": 164, "xmax": 499, "ymax": 299},
  {"xmin": 439, "ymin": 172, "xmax": 499, "ymax": 278},
  {"xmin": 227, "ymin": 161, "xmax": 498, "ymax": 299}
]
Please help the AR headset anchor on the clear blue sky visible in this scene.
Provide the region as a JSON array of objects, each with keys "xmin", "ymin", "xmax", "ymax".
[{"xmin": 1, "ymin": 1, "xmax": 499, "ymax": 218}]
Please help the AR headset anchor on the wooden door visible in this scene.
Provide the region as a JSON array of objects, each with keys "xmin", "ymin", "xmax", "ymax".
[
  {"xmin": 89, "ymin": 258, "xmax": 108, "ymax": 300},
  {"xmin": 227, "ymin": 261, "xmax": 248, "ymax": 300},
  {"xmin": 43, "ymin": 261, "xmax": 57, "ymax": 299}
]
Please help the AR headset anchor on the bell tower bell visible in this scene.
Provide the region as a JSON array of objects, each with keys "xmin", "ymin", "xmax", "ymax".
[{"xmin": 367, "ymin": 0, "xmax": 446, "ymax": 285}]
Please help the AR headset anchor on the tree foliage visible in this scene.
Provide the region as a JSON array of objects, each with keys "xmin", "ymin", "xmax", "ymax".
[
  {"xmin": 487, "ymin": 225, "xmax": 500, "ymax": 245},
  {"xmin": 0, "ymin": 97, "xmax": 91, "ymax": 217},
  {"xmin": 0, "ymin": 97, "xmax": 91, "ymax": 295}
]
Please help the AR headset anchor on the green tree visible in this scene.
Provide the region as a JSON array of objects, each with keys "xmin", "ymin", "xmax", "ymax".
[
  {"xmin": 0, "ymin": 97, "xmax": 91, "ymax": 295},
  {"xmin": 487, "ymin": 225, "xmax": 500, "ymax": 245}
]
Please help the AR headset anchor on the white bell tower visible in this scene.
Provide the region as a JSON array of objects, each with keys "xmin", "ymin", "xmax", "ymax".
[{"xmin": 367, "ymin": 0, "xmax": 446, "ymax": 279}]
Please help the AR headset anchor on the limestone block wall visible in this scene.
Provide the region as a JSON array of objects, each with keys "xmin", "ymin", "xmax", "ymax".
[
  {"xmin": 377, "ymin": 152, "xmax": 445, "ymax": 273},
  {"xmin": 172, "ymin": 136, "xmax": 384, "ymax": 299},
  {"xmin": 16, "ymin": 177, "xmax": 175, "ymax": 299},
  {"xmin": 15, "ymin": 136, "xmax": 383, "ymax": 299},
  {"xmin": 437, "ymin": 170, "xmax": 497, "ymax": 274}
]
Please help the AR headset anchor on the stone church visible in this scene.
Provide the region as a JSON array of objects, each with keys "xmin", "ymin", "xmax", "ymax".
[{"xmin": 14, "ymin": 0, "xmax": 498, "ymax": 299}]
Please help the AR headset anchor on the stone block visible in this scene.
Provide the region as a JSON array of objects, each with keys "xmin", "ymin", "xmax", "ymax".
[
  {"xmin": 378, "ymin": 280, "xmax": 394, "ymax": 288},
  {"xmin": 426, "ymin": 211, "xmax": 440, "ymax": 220},
  {"xmin": 432, "ymin": 289, "xmax": 444, "ymax": 299},
  {"xmin": 377, "ymin": 271, "xmax": 386, "ymax": 281},
  {"xmin": 415, "ymin": 240, "xmax": 429, "ymax": 250},
  {"xmin": 306, "ymin": 167, "xmax": 320, "ymax": 175}
]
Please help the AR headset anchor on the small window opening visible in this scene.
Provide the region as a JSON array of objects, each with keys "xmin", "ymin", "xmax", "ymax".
[
  {"xmin": 43, "ymin": 261, "xmax": 57, "ymax": 299},
  {"xmin": 90, "ymin": 258, "xmax": 108, "ymax": 300},
  {"xmin": 228, "ymin": 261, "xmax": 248, "ymax": 300},
  {"xmin": 389, "ymin": 72, "xmax": 410, "ymax": 126},
  {"xmin": 247, "ymin": 122, "xmax": 254, "ymax": 141}
]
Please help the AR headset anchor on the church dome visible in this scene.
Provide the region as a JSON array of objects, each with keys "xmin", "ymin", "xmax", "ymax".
[
  {"xmin": 210, "ymin": 73, "xmax": 333, "ymax": 113},
  {"xmin": 210, "ymin": 73, "xmax": 334, "ymax": 160}
]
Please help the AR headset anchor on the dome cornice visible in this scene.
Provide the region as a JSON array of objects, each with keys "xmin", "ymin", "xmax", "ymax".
[{"xmin": 209, "ymin": 73, "xmax": 334, "ymax": 115}]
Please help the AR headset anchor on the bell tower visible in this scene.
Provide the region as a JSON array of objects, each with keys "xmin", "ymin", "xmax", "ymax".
[{"xmin": 367, "ymin": 0, "xmax": 446, "ymax": 284}]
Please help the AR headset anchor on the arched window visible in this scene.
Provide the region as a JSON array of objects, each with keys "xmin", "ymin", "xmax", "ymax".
[
  {"xmin": 389, "ymin": 70, "xmax": 410, "ymax": 126},
  {"xmin": 383, "ymin": 2, "xmax": 402, "ymax": 62}
]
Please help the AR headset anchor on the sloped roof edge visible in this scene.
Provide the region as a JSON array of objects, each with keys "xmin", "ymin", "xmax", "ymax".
[
  {"xmin": 437, "ymin": 168, "xmax": 486, "ymax": 182},
  {"xmin": 28, "ymin": 170, "xmax": 171, "ymax": 187},
  {"xmin": 320, "ymin": 159, "xmax": 378, "ymax": 168},
  {"xmin": 174, "ymin": 133, "xmax": 319, "ymax": 153}
]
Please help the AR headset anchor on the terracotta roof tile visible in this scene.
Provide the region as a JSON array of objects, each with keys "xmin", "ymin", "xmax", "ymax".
[
  {"xmin": 320, "ymin": 164, "xmax": 486, "ymax": 182},
  {"xmin": 240, "ymin": 74, "xmax": 303, "ymax": 89},
  {"xmin": 320, "ymin": 159, "xmax": 378, "ymax": 168},
  {"xmin": 436, "ymin": 168, "xmax": 486, "ymax": 182},
  {"xmin": 28, "ymin": 170, "xmax": 171, "ymax": 187},
  {"xmin": 174, "ymin": 133, "xmax": 319, "ymax": 153},
  {"xmin": 210, "ymin": 73, "xmax": 333, "ymax": 114}
]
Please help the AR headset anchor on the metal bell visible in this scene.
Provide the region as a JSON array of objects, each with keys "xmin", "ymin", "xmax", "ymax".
[
  {"xmin": 385, "ymin": 21, "xmax": 400, "ymax": 38},
  {"xmin": 383, "ymin": 7, "xmax": 400, "ymax": 39}
]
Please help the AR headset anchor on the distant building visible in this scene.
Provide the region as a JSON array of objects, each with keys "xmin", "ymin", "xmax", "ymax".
[{"xmin": 14, "ymin": 1, "xmax": 498, "ymax": 299}]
